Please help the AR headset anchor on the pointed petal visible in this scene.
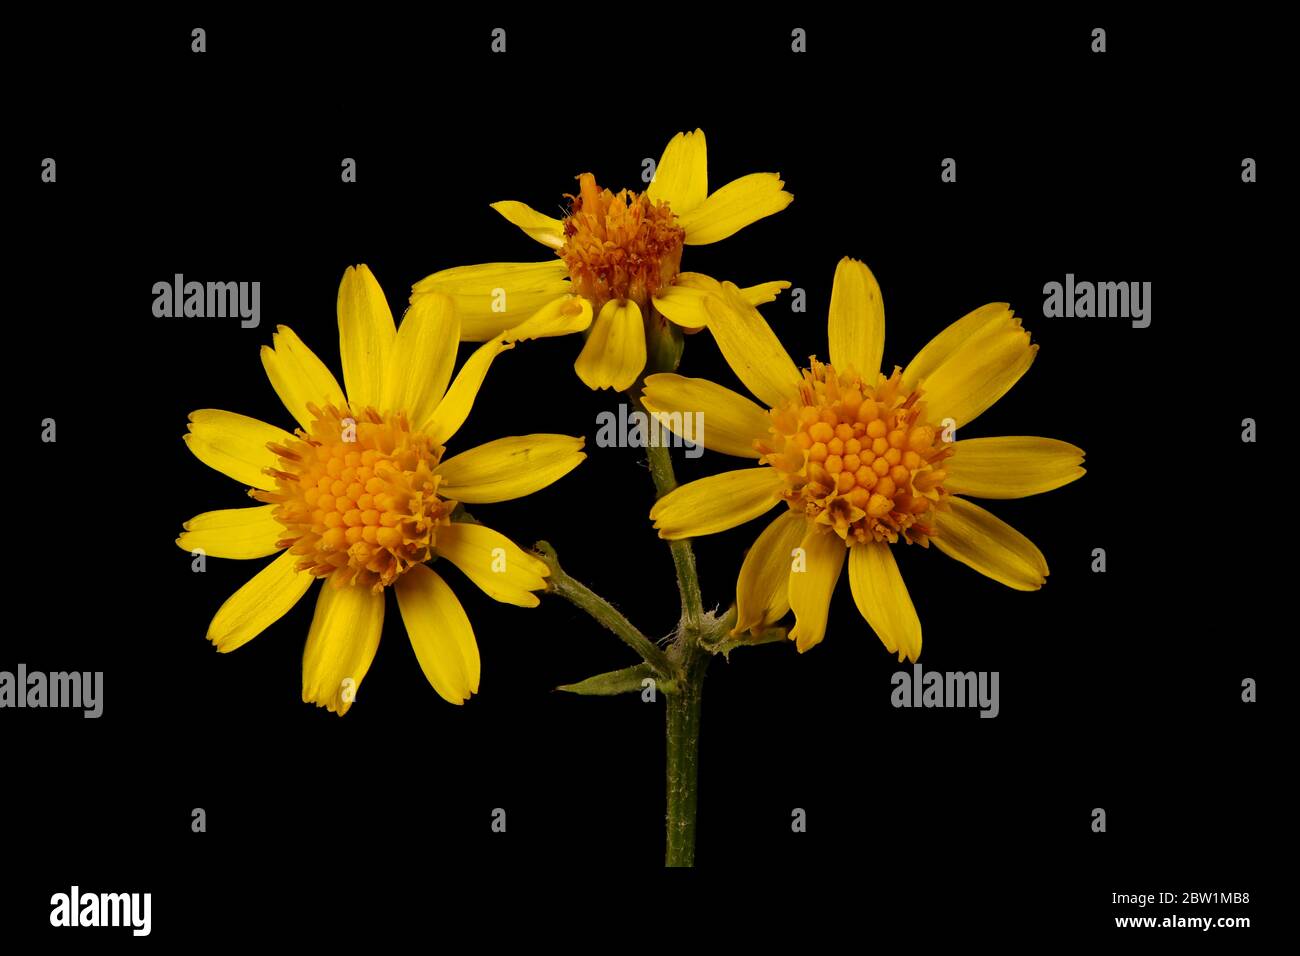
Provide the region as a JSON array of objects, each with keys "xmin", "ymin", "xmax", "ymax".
[
  {"xmin": 848, "ymin": 541, "xmax": 921, "ymax": 662},
  {"xmin": 702, "ymin": 283, "xmax": 799, "ymax": 409},
  {"xmin": 177, "ymin": 505, "xmax": 284, "ymax": 559},
  {"xmin": 436, "ymin": 522, "xmax": 549, "ymax": 607},
  {"xmin": 396, "ymin": 565, "xmax": 480, "ymax": 705},
  {"xmin": 642, "ymin": 372, "xmax": 769, "ymax": 458},
  {"xmin": 260, "ymin": 325, "xmax": 346, "ymax": 430},
  {"xmin": 827, "ymin": 258, "xmax": 885, "ymax": 380},
  {"xmin": 337, "ymin": 264, "xmax": 397, "ymax": 410},
  {"xmin": 411, "ymin": 261, "xmax": 571, "ymax": 341},
  {"xmin": 787, "ymin": 526, "xmax": 847, "ymax": 652},
  {"xmin": 647, "ymin": 129, "xmax": 709, "ymax": 215},
  {"xmin": 490, "ymin": 200, "xmax": 565, "ymax": 249},
  {"xmin": 301, "ymin": 578, "xmax": 384, "ymax": 716},
  {"xmin": 382, "ymin": 292, "xmax": 460, "ymax": 426},
  {"xmin": 735, "ymin": 509, "xmax": 807, "ymax": 633},
  {"xmin": 945, "ymin": 437, "xmax": 1086, "ymax": 499},
  {"xmin": 206, "ymin": 549, "xmax": 314, "ymax": 652},
  {"xmin": 679, "ymin": 172, "xmax": 792, "ymax": 245},
  {"xmin": 184, "ymin": 410, "xmax": 294, "ymax": 491},
  {"xmin": 649, "ymin": 467, "xmax": 785, "ymax": 539},
  {"xmin": 436, "ymin": 435, "xmax": 586, "ymax": 503},
  {"xmin": 932, "ymin": 496, "xmax": 1049, "ymax": 591}
]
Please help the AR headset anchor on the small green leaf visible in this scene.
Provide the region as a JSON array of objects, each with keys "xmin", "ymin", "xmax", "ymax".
[{"xmin": 558, "ymin": 663, "xmax": 673, "ymax": 696}]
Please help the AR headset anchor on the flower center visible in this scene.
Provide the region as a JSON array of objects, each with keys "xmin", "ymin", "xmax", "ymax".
[
  {"xmin": 251, "ymin": 403, "xmax": 454, "ymax": 591},
  {"xmin": 757, "ymin": 362, "xmax": 952, "ymax": 546},
  {"xmin": 560, "ymin": 172, "xmax": 685, "ymax": 312}
]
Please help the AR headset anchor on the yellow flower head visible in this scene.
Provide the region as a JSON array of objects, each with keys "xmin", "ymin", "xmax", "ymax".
[
  {"xmin": 645, "ymin": 259, "xmax": 1085, "ymax": 662},
  {"xmin": 178, "ymin": 265, "xmax": 586, "ymax": 713},
  {"xmin": 412, "ymin": 130, "xmax": 794, "ymax": 391}
]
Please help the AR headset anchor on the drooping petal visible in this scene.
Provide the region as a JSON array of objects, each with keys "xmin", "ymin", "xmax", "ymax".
[
  {"xmin": 337, "ymin": 264, "xmax": 397, "ymax": 411},
  {"xmin": 647, "ymin": 129, "xmax": 709, "ymax": 215},
  {"xmin": 652, "ymin": 283, "xmax": 714, "ymax": 330},
  {"xmin": 932, "ymin": 496, "xmax": 1048, "ymax": 591},
  {"xmin": 944, "ymin": 437, "xmax": 1086, "ymax": 499},
  {"xmin": 381, "ymin": 292, "xmax": 459, "ymax": 426},
  {"xmin": 900, "ymin": 302, "xmax": 1012, "ymax": 391},
  {"xmin": 506, "ymin": 294, "xmax": 593, "ymax": 340},
  {"xmin": 649, "ymin": 467, "xmax": 785, "ymax": 539},
  {"xmin": 423, "ymin": 336, "xmax": 516, "ymax": 444},
  {"xmin": 702, "ymin": 284, "xmax": 800, "ymax": 409},
  {"xmin": 301, "ymin": 578, "xmax": 384, "ymax": 716},
  {"xmin": 395, "ymin": 565, "xmax": 480, "ymax": 705},
  {"xmin": 184, "ymin": 410, "xmax": 295, "ymax": 491},
  {"xmin": 206, "ymin": 549, "xmax": 314, "ymax": 652},
  {"xmin": 827, "ymin": 257, "xmax": 885, "ymax": 381},
  {"xmin": 787, "ymin": 526, "xmax": 846, "ymax": 652},
  {"xmin": 679, "ymin": 173, "xmax": 793, "ymax": 245},
  {"xmin": 177, "ymin": 505, "xmax": 284, "ymax": 559},
  {"xmin": 573, "ymin": 298, "xmax": 647, "ymax": 391},
  {"xmin": 436, "ymin": 435, "xmax": 586, "ymax": 503},
  {"xmin": 490, "ymin": 200, "xmax": 565, "ymax": 249},
  {"xmin": 642, "ymin": 373, "xmax": 769, "ymax": 458},
  {"xmin": 435, "ymin": 522, "xmax": 549, "ymax": 607},
  {"xmin": 411, "ymin": 261, "xmax": 571, "ymax": 341},
  {"xmin": 259, "ymin": 325, "xmax": 346, "ymax": 430},
  {"xmin": 848, "ymin": 541, "xmax": 921, "ymax": 662},
  {"xmin": 735, "ymin": 509, "xmax": 806, "ymax": 633}
]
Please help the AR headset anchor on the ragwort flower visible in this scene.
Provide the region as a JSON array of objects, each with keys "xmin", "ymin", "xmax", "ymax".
[
  {"xmin": 412, "ymin": 130, "xmax": 793, "ymax": 391},
  {"xmin": 645, "ymin": 259, "xmax": 1085, "ymax": 661},
  {"xmin": 178, "ymin": 265, "xmax": 585, "ymax": 713}
]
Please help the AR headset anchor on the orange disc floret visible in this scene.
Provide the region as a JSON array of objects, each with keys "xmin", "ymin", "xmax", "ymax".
[
  {"xmin": 755, "ymin": 361, "xmax": 953, "ymax": 546},
  {"xmin": 559, "ymin": 172, "xmax": 685, "ymax": 312},
  {"xmin": 250, "ymin": 402, "xmax": 455, "ymax": 591}
]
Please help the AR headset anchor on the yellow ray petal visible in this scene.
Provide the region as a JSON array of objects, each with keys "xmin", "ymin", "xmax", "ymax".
[
  {"xmin": 740, "ymin": 280, "xmax": 793, "ymax": 306},
  {"xmin": 901, "ymin": 302, "xmax": 1012, "ymax": 391},
  {"xmin": 932, "ymin": 496, "xmax": 1048, "ymax": 591},
  {"xmin": 301, "ymin": 578, "xmax": 384, "ymax": 716},
  {"xmin": 411, "ymin": 261, "xmax": 572, "ymax": 341},
  {"xmin": 381, "ymin": 291, "xmax": 460, "ymax": 427},
  {"xmin": 436, "ymin": 521, "xmax": 549, "ymax": 608},
  {"xmin": 642, "ymin": 372, "xmax": 769, "ymax": 458},
  {"xmin": 945, "ymin": 437, "xmax": 1086, "ymax": 499},
  {"xmin": 787, "ymin": 526, "xmax": 846, "ymax": 652},
  {"xmin": 337, "ymin": 264, "xmax": 397, "ymax": 410},
  {"xmin": 848, "ymin": 541, "xmax": 921, "ymax": 662},
  {"xmin": 573, "ymin": 298, "xmax": 647, "ymax": 391},
  {"xmin": 702, "ymin": 284, "xmax": 799, "ymax": 409},
  {"xmin": 647, "ymin": 129, "xmax": 708, "ymax": 216},
  {"xmin": 735, "ymin": 509, "xmax": 806, "ymax": 633},
  {"xmin": 437, "ymin": 434, "xmax": 586, "ymax": 503},
  {"xmin": 423, "ymin": 336, "xmax": 515, "ymax": 444},
  {"xmin": 658, "ymin": 275, "xmax": 791, "ymax": 330},
  {"xmin": 679, "ymin": 172, "xmax": 793, "ymax": 245},
  {"xmin": 652, "ymin": 283, "xmax": 714, "ymax": 330},
  {"xmin": 206, "ymin": 549, "xmax": 314, "ymax": 652},
  {"xmin": 490, "ymin": 200, "xmax": 565, "ymax": 249},
  {"xmin": 827, "ymin": 257, "xmax": 885, "ymax": 381},
  {"xmin": 395, "ymin": 565, "xmax": 480, "ymax": 705},
  {"xmin": 505, "ymin": 294, "xmax": 592, "ymax": 340},
  {"xmin": 916, "ymin": 312, "xmax": 1037, "ymax": 429},
  {"xmin": 177, "ymin": 505, "xmax": 284, "ymax": 560},
  {"xmin": 184, "ymin": 409, "xmax": 295, "ymax": 491},
  {"xmin": 649, "ymin": 467, "xmax": 785, "ymax": 539},
  {"xmin": 259, "ymin": 325, "xmax": 347, "ymax": 430}
]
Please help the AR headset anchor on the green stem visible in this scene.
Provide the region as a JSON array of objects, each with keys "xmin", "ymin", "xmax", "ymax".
[
  {"xmin": 665, "ymin": 650, "xmax": 708, "ymax": 867},
  {"xmin": 635, "ymin": 397, "xmax": 703, "ymax": 630},
  {"xmin": 536, "ymin": 542, "xmax": 674, "ymax": 677}
]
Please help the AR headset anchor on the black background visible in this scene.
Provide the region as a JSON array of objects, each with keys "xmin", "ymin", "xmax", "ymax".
[{"xmin": 6, "ymin": 11, "xmax": 1281, "ymax": 942}]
